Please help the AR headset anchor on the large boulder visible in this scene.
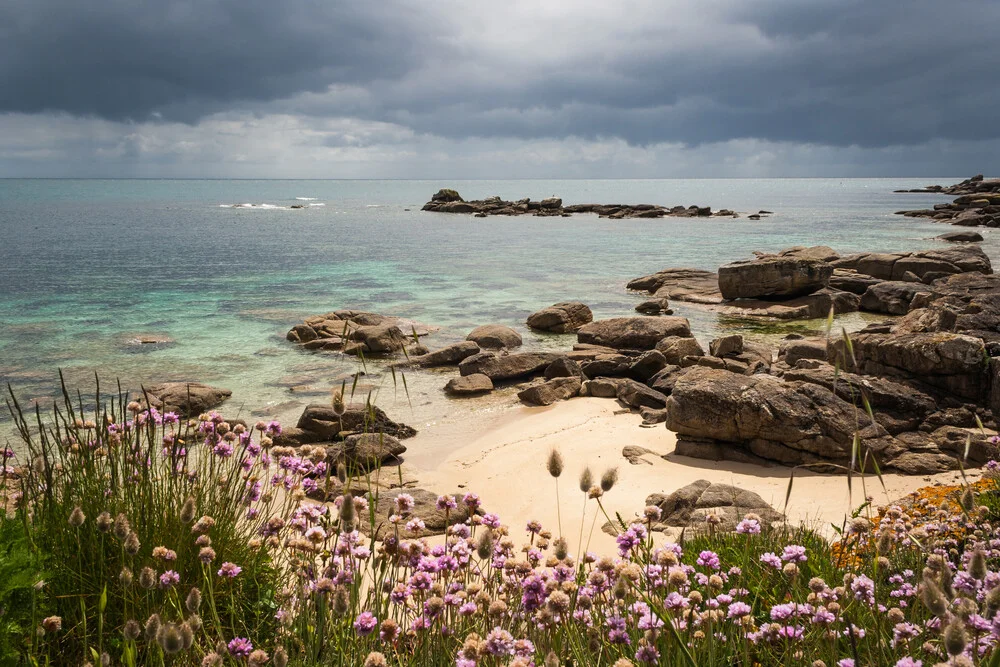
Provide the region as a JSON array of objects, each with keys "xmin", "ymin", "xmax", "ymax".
[
  {"xmin": 517, "ymin": 376, "xmax": 582, "ymax": 406},
  {"xmin": 371, "ymin": 489, "xmax": 473, "ymax": 539},
  {"xmin": 349, "ymin": 324, "xmax": 407, "ymax": 354},
  {"xmin": 577, "ymin": 317, "xmax": 692, "ymax": 350},
  {"xmin": 859, "ymin": 282, "xmax": 933, "ymax": 315},
  {"xmin": 143, "ymin": 382, "xmax": 232, "ymax": 415},
  {"xmin": 646, "ymin": 480, "xmax": 783, "ymax": 532},
  {"xmin": 829, "ymin": 332, "xmax": 990, "ymax": 401},
  {"xmin": 410, "ymin": 341, "xmax": 481, "ymax": 367},
  {"xmin": 458, "ymin": 352, "xmax": 561, "ymax": 381},
  {"xmin": 718, "ymin": 251, "xmax": 834, "ymax": 300},
  {"xmin": 832, "ymin": 246, "xmax": 992, "ymax": 283},
  {"xmin": 466, "ymin": 324, "xmax": 523, "ymax": 349},
  {"xmin": 444, "ymin": 374, "xmax": 493, "ymax": 396},
  {"xmin": 627, "ymin": 268, "xmax": 724, "ymax": 305},
  {"xmin": 617, "ymin": 379, "xmax": 668, "ymax": 409},
  {"xmin": 665, "ymin": 367, "xmax": 898, "ymax": 469},
  {"xmin": 655, "ymin": 336, "xmax": 706, "ymax": 365},
  {"xmin": 431, "ymin": 188, "xmax": 464, "ymax": 203},
  {"xmin": 327, "ymin": 433, "xmax": 406, "ymax": 472},
  {"xmin": 296, "ymin": 403, "xmax": 417, "ymax": 441},
  {"xmin": 937, "ymin": 230, "xmax": 984, "ymax": 243},
  {"xmin": 526, "ymin": 302, "xmax": 594, "ymax": 333}
]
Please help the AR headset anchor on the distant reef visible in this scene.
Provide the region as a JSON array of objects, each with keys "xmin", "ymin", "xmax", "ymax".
[
  {"xmin": 420, "ymin": 188, "xmax": 771, "ymax": 220},
  {"xmin": 896, "ymin": 174, "xmax": 1000, "ymax": 228}
]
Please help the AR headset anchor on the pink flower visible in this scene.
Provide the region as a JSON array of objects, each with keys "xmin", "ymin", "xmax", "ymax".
[
  {"xmin": 159, "ymin": 570, "xmax": 179, "ymax": 588},
  {"xmin": 354, "ymin": 611, "xmax": 378, "ymax": 636},
  {"xmin": 217, "ymin": 562, "xmax": 242, "ymax": 578}
]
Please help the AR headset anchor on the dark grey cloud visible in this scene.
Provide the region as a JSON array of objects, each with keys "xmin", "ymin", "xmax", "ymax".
[
  {"xmin": 0, "ymin": 0, "xmax": 427, "ymax": 121},
  {"xmin": 2, "ymin": 0, "xmax": 1000, "ymax": 154}
]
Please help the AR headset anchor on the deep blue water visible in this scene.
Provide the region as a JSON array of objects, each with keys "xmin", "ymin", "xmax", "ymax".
[{"xmin": 0, "ymin": 178, "xmax": 988, "ymax": 428}]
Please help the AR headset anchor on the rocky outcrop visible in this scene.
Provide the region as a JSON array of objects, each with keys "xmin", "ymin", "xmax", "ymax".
[
  {"xmin": 295, "ymin": 403, "xmax": 417, "ymax": 441},
  {"xmin": 859, "ymin": 282, "xmax": 933, "ymax": 315},
  {"xmin": 458, "ymin": 352, "xmax": 561, "ymax": 381},
  {"xmin": 526, "ymin": 302, "xmax": 593, "ymax": 333},
  {"xmin": 517, "ymin": 376, "xmax": 582, "ymax": 406},
  {"xmin": 143, "ymin": 382, "xmax": 231, "ymax": 415},
  {"xmin": 627, "ymin": 268, "xmax": 723, "ymax": 305},
  {"xmin": 635, "ymin": 298, "xmax": 672, "ymax": 315},
  {"xmin": 665, "ymin": 366, "xmax": 950, "ymax": 473},
  {"xmin": 646, "ymin": 480, "xmax": 783, "ymax": 533},
  {"xmin": 286, "ymin": 310, "xmax": 435, "ymax": 356},
  {"xmin": 422, "ymin": 190, "xmax": 751, "ymax": 219},
  {"xmin": 832, "ymin": 246, "xmax": 992, "ymax": 284},
  {"xmin": 719, "ymin": 288, "xmax": 860, "ymax": 320},
  {"xmin": 466, "ymin": 324, "xmax": 523, "ymax": 349},
  {"xmin": 895, "ymin": 176, "xmax": 1000, "ymax": 227},
  {"xmin": 577, "ymin": 317, "xmax": 692, "ymax": 349},
  {"xmin": 655, "ymin": 336, "xmax": 705, "ymax": 365},
  {"xmin": 371, "ymin": 489, "xmax": 473, "ymax": 539},
  {"xmin": 444, "ymin": 374, "xmax": 493, "ymax": 396},
  {"xmin": 328, "ymin": 433, "xmax": 406, "ymax": 472},
  {"xmin": 829, "ymin": 331, "xmax": 990, "ymax": 401},
  {"xmin": 718, "ymin": 247, "xmax": 836, "ymax": 299},
  {"xmin": 409, "ymin": 341, "xmax": 481, "ymax": 367}
]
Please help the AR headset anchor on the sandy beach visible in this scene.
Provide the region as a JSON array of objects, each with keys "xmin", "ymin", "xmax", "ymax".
[{"xmin": 406, "ymin": 398, "xmax": 979, "ymax": 553}]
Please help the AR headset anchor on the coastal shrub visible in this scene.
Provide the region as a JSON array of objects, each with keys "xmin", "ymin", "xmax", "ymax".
[{"xmin": 3, "ymin": 379, "xmax": 1000, "ymax": 666}]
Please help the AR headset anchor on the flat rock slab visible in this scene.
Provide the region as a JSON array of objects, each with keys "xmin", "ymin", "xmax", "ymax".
[
  {"xmin": 627, "ymin": 268, "xmax": 724, "ymax": 304},
  {"xmin": 577, "ymin": 317, "xmax": 692, "ymax": 349}
]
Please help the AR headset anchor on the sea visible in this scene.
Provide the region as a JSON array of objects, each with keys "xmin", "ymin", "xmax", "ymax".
[{"xmin": 0, "ymin": 178, "xmax": 990, "ymax": 434}]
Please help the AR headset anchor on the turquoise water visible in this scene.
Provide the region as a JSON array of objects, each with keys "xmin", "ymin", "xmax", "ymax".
[{"xmin": 0, "ymin": 178, "xmax": 989, "ymax": 429}]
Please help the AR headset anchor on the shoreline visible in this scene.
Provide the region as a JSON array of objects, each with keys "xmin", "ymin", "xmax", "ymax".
[{"xmin": 405, "ymin": 397, "xmax": 978, "ymax": 552}]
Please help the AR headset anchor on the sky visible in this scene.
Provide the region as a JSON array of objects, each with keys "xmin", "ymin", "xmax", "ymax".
[{"xmin": 1, "ymin": 0, "xmax": 999, "ymax": 179}]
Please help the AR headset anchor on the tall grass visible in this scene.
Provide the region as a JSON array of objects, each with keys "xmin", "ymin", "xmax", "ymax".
[{"xmin": 2, "ymin": 377, "xmax": 1000, "ymax": 667}]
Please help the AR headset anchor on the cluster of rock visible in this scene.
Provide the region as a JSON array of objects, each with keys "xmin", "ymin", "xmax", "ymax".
[
  {"xmin": 421, "ymin": 189, "xmax": 756, "ymax": 220},
  {"xmin": 895, "ymin": 174, "xmax": 1000, "ymax": 228},
  {"xmin": 285, "ymin": 310, "xmax": 437, "ymax": 357},
  {"xmin": 629, "ymin": 244, "xmax": 992, "ymax": 319}
]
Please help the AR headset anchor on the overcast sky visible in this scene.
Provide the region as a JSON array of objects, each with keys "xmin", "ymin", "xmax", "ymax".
[{"xmin": 2, "ymin": 0, "xmax": 998, "ymax": 178}]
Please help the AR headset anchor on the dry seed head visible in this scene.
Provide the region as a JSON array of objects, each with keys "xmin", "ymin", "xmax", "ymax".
[
  {"xmin": 68, "ymin": 506, "xmax": 86, "ymax": 528},
  {"xmin": 185, "ymin": 587, "xmax": 202, "ymax": 614},
  {"xmin": 96, "ymin": 512, "xmax": 112, "ymax": 533},
  {"xmin": 202, "ymin": 652, "xmax": 223, "ymax": 667},
  {"xmin": 553, "ymin": 537, "xmax": 569, "ymax": 560},
  {"xmin": 969, "ymin": 549, "xmax": 988, "ymax": 581},
  {"xmin": 119, "ymin": 568, "xmax": 133, "ymax": 588},
  {"xmin": 179, "ymin": 622, "xmax": 194, "ymax": 650},
  {"xmin": 545, "ymin": 652, "xmax": 560, "ymax": 667},
  {"xmin": 249, "ymin": 650, "xmax": 270, "ymax": 667},
  {"xmin": 336, "ymin": 463, "xmax": 348, "ymax": 484},
  {"xmin": 943, "ymin": 617, "xmax": 968, "ymax": 656},
  {"xmin": 340, "ymin": 493, "xmax": 356, "ymax": 525},
  {"xmin": 180, "ymin": 496, "xmax": 197, "ymax": 524},
  {"xmin": 920, "ymin": 580, "xmax": 949, "ymax": 618},
  {"xmin": 123, "ymin": 620, "xmax": 141, "ymax": 641},
  {"xmin": 600, "ymin": 467, "xmax": 619, "ymax": 492},
  {"xmin": 333, "ymin": 588, "xmax": 349, "ymax": 616},
  {"xmin": 113, "ymin": 513, "xmax": 130, "ymax": 540},
  {"xmin": 363, "ymin": 653, "xmax": 388, "ymax": 667},
  {"xmin": 579, "ymin": 467, "xmax": 593, "ymax": 493},
  {"xmin": 139, "ymin": 567, "xmax": 157, "ymax": 590},
  {"xmin": 124, "ymin": 531, "xmax": 141, "ymax": 555},
  {"xmin": 144, "ymin": 614, "xmax": 162, "ymax": 642},
  {"xmin": 547, "ymin": 449, "xmax": 564, "ymax": 478},
  {"xmin": 476, "ymin": 531, "xmax": 494, "ymax": 560},
  {"xmin": 273, "ymin": 647, "xmax": 289, "ymax": 667}
]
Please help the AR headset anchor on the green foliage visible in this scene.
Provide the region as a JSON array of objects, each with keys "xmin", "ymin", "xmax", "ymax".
[{"xmin": 0, "ymin": 517, "xmax": 44, "ymax": 664}]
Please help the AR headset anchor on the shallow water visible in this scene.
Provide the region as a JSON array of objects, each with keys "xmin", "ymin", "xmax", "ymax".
[{"xmin": 0, "ymin": 178, "xmax": 992, "ymax": 433}]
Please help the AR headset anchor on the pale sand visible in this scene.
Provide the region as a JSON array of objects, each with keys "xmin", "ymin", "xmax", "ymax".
[{"xmin": 404, "ymin": 398, "xmax": 979, "ymax": 554}]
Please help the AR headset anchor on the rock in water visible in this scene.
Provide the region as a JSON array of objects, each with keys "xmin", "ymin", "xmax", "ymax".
[
  {"xmin": 410, "ymin": 341, "xmax": 481, "ymax": 367},
  {"xmin": 143, "ymin": 382, "xmax": 231, "ymax": 415},
  {"xmin": 937, "ymin": 230, "xmax": 984, "ymax": 243},
  {"xmin": 466, "ymin": 324, "xmax": 523, "ymax": 349},
  {"xmin": 526, "ymin": 302, "xmax": 594, "ymax": 333},
  {"xmin": 577, "ymin": 317, "xmax": 692, "ymax": 349},
  {"xmin": 444, "ymin": 374, "xmax": 493, "ymax": 396},
  {"xmin": 458, "ymin": 352, "xmax": 561, "ymax": 381}
]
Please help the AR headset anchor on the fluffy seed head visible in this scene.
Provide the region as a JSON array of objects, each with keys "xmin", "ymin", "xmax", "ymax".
[
  {"xmin": 921, "ymin": 580, "xmax": 949, "ymax": 618},
  {"xmin": 273, "ymin": 647, "xmax": 289, "ymax": 667},
  {"xmin": 95, "ymin": 512, "xmax": 112, "ymax": 533},
  {"xmin": 944, "ymin": 617, "xmax": 968, "ymax": 656},
  {"xmin": 185, "ymin": 587, "xmax": 202, "ymax": 614},
  {"xmin": 123, "ymin": 620, "xmax": 141, "ymax": 641},
  {"xmin": 476, "ymin": 531, "xmax": 494, "ymax": 560},
  {"xmin": 579, "ymin": 467, "xmax": 593, "ymax": 493},
  {"xmin": 144, "ymin": 614, "xmax": 161, "ymax": 642},
  {"xmin": 180, "ymin": 497, "xmax": 197, "ymax": 524},
  {"xmin": 124, "ymin": 531, "xmax": 141, "ymax": 555},
  {"xmin": 547, "ymin": 449, "xmax": 564, "ymax": 478},
  {"xmin": 600, "ymin": 468, "xmax": 619, "ymax": 492},
  {"xmin": 969, "ymin": 549, "xmax": 988, "ymax": 581},
  {"xmin": 68, "ymin": 507, "xmax": 86, "ymax": 527}
]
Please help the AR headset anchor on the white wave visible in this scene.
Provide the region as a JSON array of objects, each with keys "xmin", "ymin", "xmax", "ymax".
[
  {"xmin": 366, "ymin": 204, "xmax": 384, "ymax": 208},
  {"xmin": 221, "ymin": 203, "xmax": 291, "ymax": 210},
  {"xmin": 295, "ymin": 197, "xmax": 318, "ymax": 201},
  {"xmin": 308, "ymin": 202, "xmax": 326, "ymax": 207}
]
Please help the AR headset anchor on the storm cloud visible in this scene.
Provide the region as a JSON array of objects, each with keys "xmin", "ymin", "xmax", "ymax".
[{"xmin": 1, "ymin": 0, "xmax": 999, "ymax": 176}]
